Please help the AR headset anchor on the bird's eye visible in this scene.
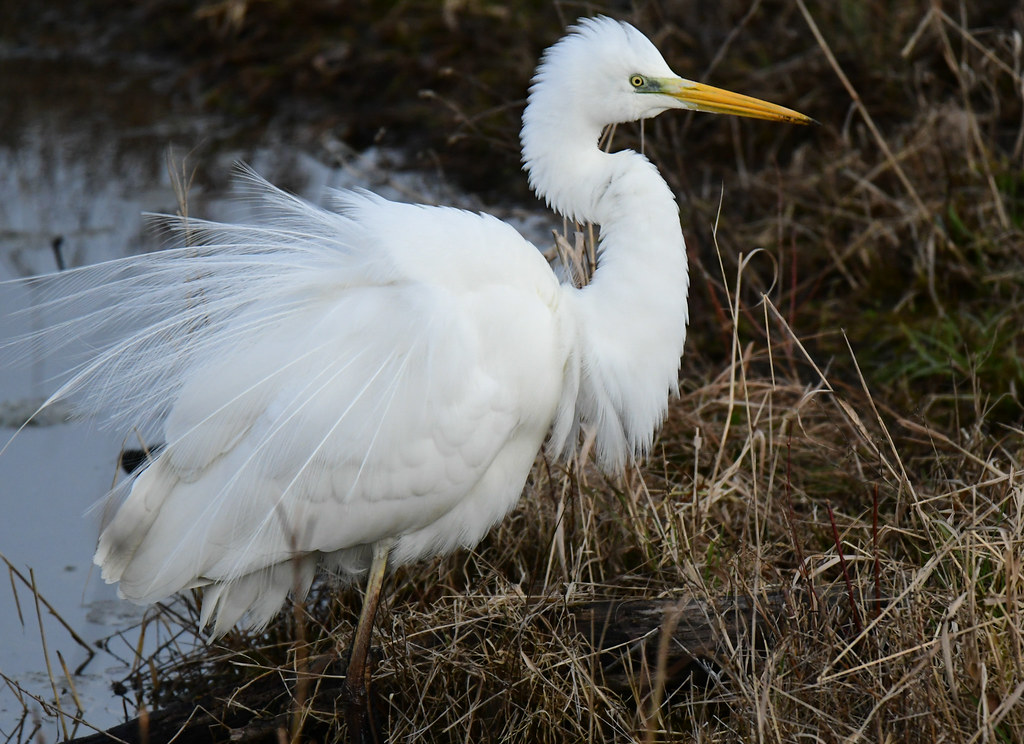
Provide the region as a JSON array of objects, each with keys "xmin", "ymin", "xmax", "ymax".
[{"xmin": 630, "ymin": 75, "xmax": 645, "ymax": 88}]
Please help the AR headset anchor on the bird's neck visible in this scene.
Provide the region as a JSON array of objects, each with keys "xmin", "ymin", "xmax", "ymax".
[{"xmin": 523, "ymin": 114, "xmax": 690, "ymax": 470}]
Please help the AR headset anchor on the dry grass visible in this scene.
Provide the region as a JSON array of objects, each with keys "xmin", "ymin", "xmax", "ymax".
[{"xmin": 5, "ymin": 1, "xmax": 1024, "ymax": 742}]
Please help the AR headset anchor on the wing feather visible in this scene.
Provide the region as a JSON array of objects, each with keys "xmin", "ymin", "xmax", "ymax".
[{"xmin": 4, "ymin": 167, "xmax": 569, "ymax": 627}]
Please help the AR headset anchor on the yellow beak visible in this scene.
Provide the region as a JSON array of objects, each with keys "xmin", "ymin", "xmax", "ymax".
[{"xmin": 659, "ymin": 77, "xmax": 814, "ymax": 125}]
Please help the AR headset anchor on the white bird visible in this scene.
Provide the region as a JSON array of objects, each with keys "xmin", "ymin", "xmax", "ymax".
[{"xmin": 2, "ymin": 16, "xmax": 809, "ymax": 717}]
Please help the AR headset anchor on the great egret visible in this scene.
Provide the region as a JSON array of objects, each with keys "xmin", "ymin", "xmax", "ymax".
[{"xmin": 3, "ymin": 15, "xmax": 809, "ymax": 722}]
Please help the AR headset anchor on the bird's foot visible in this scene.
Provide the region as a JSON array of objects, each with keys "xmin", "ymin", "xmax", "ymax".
[
  {"xmin": 337, "ymin": 647, "xmax": 385, "ymax": 744},
  {"xmin": 339, "ymin": 677, "xmax": 384, "ymax": 744}
]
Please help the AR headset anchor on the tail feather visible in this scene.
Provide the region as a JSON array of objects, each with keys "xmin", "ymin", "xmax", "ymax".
[
  {"xmin": 93, "ymin": 459, "xmax": 175, "ymax": 586},
  {"xmin": 198, "ymin": 557, "xmax": 317, "ymax": 637}
]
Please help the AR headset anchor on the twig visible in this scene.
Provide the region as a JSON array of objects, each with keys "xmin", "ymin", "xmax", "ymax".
[
  {"xmin": 642, "ymin": 604, "xmax": 683, "ymax": 744},
  {"xmin": 782, "ymin": 433, "xmax": 823, "ymax": 619},
  {"xmin": 826, "ymin": 503, "xmax": 862, "ymax": 634},
  {"xmin": 31, "ymin": 568, "xmax": 69, "ymax": 741},
  {"xmin": 872, "ymin": 485, "xmax": 881, "ymax": 621},
  {"xmin": 0, "ymin": 551, "xmax": 96, "ymax": 674}
]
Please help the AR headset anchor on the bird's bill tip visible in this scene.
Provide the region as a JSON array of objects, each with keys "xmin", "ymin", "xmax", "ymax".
[{"xmin": 660, "ymin": 77, "xmax": 814, "ymax": 125}]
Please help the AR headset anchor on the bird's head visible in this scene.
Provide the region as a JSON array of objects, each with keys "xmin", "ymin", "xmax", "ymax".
[
  {"xmin": 529, "ymin": 16, "xmax": 813, "ymax": 130},
  {"xmin": 522, "ymin": 17, "xmax": 813, "ymax": 221}
]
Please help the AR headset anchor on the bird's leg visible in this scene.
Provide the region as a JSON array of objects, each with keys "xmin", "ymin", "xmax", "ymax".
[{"xmin": 342, "ymin": 539, "xmax": 392, "ymax": 742}]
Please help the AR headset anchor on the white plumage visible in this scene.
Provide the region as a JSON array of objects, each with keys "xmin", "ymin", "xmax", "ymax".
[
  {"xmin": 93, "ymin": 188, "xmax": 570, "ymax": 634},
  {"xmin": 2, "ymin": 17, "xmax": 810, "ymax": 638}
]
